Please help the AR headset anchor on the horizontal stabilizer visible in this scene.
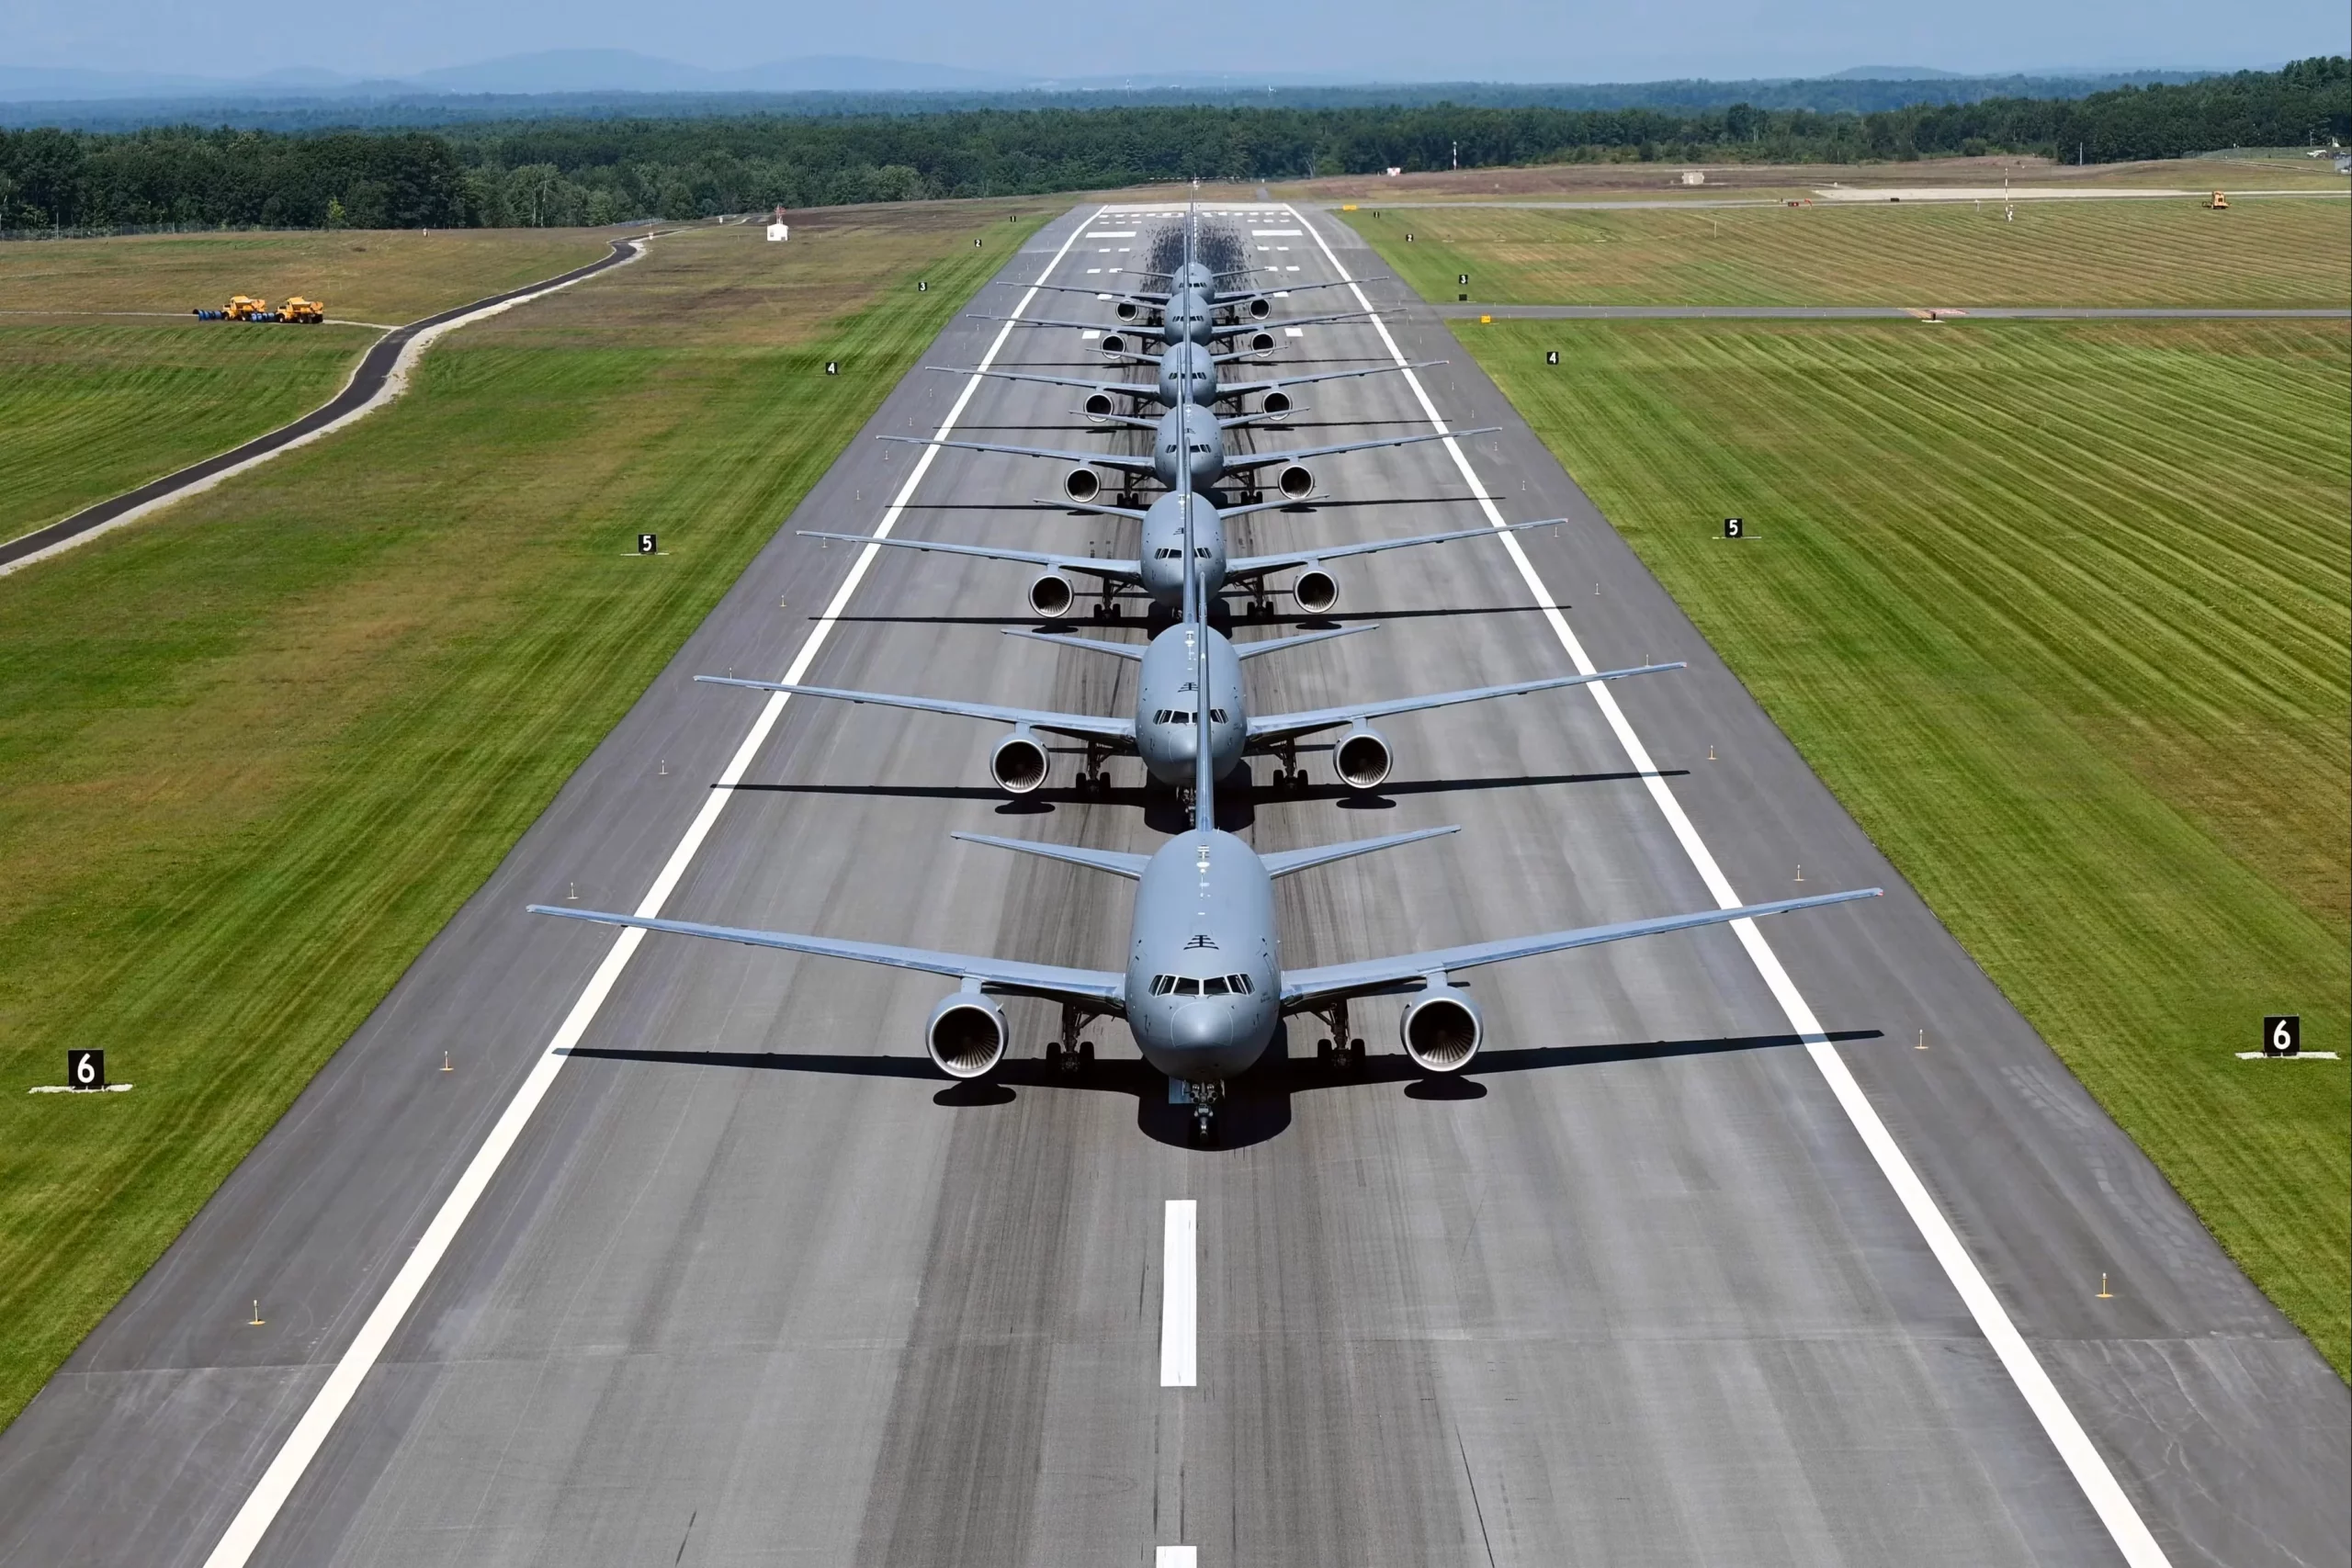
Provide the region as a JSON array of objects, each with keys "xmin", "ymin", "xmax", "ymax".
[
  {"xmin": 1261, "ymin": 824, "xmax": 1459, "ymax": 880},
  {"xmin": 1231, "ymin": 624, "xmax": 1377, "ymax": 660},
  {"xmin": 950, "ymin": 831, "xmax": 1150, "ymax": 880}
]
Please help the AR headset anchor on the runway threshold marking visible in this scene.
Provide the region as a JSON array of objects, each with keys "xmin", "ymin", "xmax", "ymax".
[
  {"xmin": 1159, "ymin": 1199, "xmax": 1199, "ymax": 1388},
  {"xmin": 1157, "ymin": 1548, "xmax": 1198, "ymax": 1566},
  {"xmin": 1291, "ymin": 206, "xmax": 2176, "ymax": 1568},
  {"xmin": 193, "ymin": 205, "xmax": 1109, "ymax": 1568}
]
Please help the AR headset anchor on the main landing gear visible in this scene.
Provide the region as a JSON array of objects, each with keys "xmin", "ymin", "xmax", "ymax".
[
  {"xmin": 1045, "ymin": 1004, "xmax": 1095, "ymax": 1076},
  {"xmin": 1310, "ymin": 999, "xmax": 1366, "ymax": 1072}
]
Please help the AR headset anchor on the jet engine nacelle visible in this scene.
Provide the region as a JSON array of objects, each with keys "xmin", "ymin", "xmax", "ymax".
[
  {"xmin": 1260, "ymin": 389, "xmax": 1294, "ymax": 419},
  {"xmin": 1334, "ymin": 724, "xmax": 1392, "ymax": 792},
  {"xmin": 1100, "ymin": 333, "xmax": 1130, "ymax": 356},
  {"xmin": 1114, "ymin": 300, "xmax": 1140, "ymax": 321},
  {"xmin": 1292, "ymin": 565, "xmax": 1338, "ymax": 615},
  {"xmin": 1083, "ymin": 391, "xmax": 1115, "ymax": 421},
  {"xmin": 1246, "ymin": 296, "xmax": 1272, "ymax": 320},
  {"xmin": 1028, "ymin": 573, "xmax": 1075, "ymax": 618},
  {"xmin": 1274, "ymin": 463, "xmax": 1317, "ymax": 502},
  {"xmin": 1064, "ymin": 468, "xmax": 1103, "ymax": 503},
  {"xmin": 1245, "ymin": 331, "xmax": 1276, "ymax": 355},
  {"xmin": 990, "ymin": 730, "xmax": 1050, "ymax": 794},
  {"xmin": 926, "ymin": 992, "xmax": 1009, "ymax": 1078},
  {"xmin": 1400, "ymin": 987, "xmax": 1483, "ymax": 1074}
]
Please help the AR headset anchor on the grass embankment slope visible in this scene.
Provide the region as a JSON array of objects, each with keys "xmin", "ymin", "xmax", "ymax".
[
  {"xmin": 0, "ymin": 200, "xmax": 1051, "ymax": 1431},
  {"xmin": 1351, "ymin": 198, "xmax": 2352, "ymax": 307},
  {"xmin": 0, "ymin": 229, "xmax": 609, "ymax": 541},
  {"xmin": 1464, "ymin": 315, "xmax": 2352, "ymax": 1373}
]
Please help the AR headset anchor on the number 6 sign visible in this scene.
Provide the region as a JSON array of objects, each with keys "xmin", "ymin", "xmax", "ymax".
[
  {"xmin": 2263, "ymin": 1015, "xmax": 2301, "ymax": 1056},
  {"xmin": 68, "ymin": 1049, "xmax": 105, "ymax": 1090}
]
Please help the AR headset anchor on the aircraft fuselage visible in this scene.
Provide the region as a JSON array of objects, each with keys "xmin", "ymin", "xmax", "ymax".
[
  {"xmin": 1134, "ymin": 620, "xmax": 1247, "ymax": 786},
  {"xmin": 1123, "ymin": 828, "xmax": 1281, "ymax": 1082}
]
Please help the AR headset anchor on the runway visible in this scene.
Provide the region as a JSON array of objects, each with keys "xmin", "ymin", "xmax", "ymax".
[
  {"xmin": 0, "ymin": 201, "xmax": 2342, "ymax": 1568},
  {"xmin": 0, "ymin": 235, "xmax": 643, "ymax": 576}
]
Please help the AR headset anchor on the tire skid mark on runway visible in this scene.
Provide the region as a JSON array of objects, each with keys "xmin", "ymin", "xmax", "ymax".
[
  {"xmin": 1293, "ymin": 204, "xmax": 2177, "ymax": 1568},
  {"xmin": 192, "ymin": 205, "xmax": 1110, "ymax": 1568}
]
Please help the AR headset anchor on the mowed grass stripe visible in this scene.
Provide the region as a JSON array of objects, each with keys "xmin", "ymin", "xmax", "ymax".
[
  {"xmin": 1465, "ymin": 319, "xmax": 2349, "ymax": 1371},
  {"xmin": 1353, "ymin": 199, "xmax": 2352, "ymax": 308},
  {"xmin": 0, "ymin": 208, "xmax": 1048, "ymax": 1432},
  {"xmin": 0, "ymin": 321, "xmax": 377, "ymax": 540}
]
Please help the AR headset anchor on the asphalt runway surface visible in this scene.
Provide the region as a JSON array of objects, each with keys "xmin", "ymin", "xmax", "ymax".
[
  {"xmin": 0, "ymin": 235, "xmax": 641, "ymax": 573},
  {"xmin": 0, "ymin": 202, "xmax": 2343, "ymax": 1568}
]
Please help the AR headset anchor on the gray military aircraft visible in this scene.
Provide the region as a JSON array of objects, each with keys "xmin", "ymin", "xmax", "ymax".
[
  {"xmin": 942, "ymin": 340, "xmax": 1440, "ymax": 422},
  {"xmin": 797, "ymin": 504, "xmax": 1567, "ymax": 621},
  {"xmin": 884, "ymin": 400, "xmax": 1496, "ymax": 505},
  {"xmin": 532, "ymin": 502, "xmax": 1878, "ymax": 1142},
  {"xmin": 699, "ymin": 615, "xmax": 1677, "ymax": 796}
]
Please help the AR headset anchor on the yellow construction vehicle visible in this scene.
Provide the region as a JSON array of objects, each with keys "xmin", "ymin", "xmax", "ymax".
[
  {"xmin": 282, "ymin": 297, "xmax": 325, "ymax": 323},
  {"xmin": 225, "ymin": 295, "xmax": 267, "ymax": 320},
  {"xmin": 2207, "ymin": 190, "xmax": 2229, "ymax": 209}
]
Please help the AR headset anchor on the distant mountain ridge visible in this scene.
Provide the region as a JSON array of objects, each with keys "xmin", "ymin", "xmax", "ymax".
[{"xmin": 0, "ymin": 49, "xmax": 2241, "ymax": 106}]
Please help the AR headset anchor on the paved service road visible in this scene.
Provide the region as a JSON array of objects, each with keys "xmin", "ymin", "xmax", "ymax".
[
  {"xmin": 0, "ymin": 202, "xmax": 2342, "ymax": 1568},
  {"xmin": 0, "ymin": 235, "xmax": 645, "ymax": 575}
]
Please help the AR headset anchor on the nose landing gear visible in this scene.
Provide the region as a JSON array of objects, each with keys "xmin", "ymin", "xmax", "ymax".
[{"xmin": 1173, "ymin": 1077, "xmax": 1225, "ymax": 1144}]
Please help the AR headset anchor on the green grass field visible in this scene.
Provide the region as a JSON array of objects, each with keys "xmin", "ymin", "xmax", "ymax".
[
  {"xmin": 0, "ymin": 229, "xmax": 618, "ymax": 542},
  {"xmin": 1459, "ymin": 317, "xmax": 2350, "ymax": 1372},
  {"xmin": 0, "ymin": 201, "xmax": 1049, "ymax": 1432},
  {"xmin": 1350, "ymin": 198, "xmax": 2352, "ymax": 307},
  {"xmin": 0, "ymin": 321, "xmax": 376, "ymax": 538}
]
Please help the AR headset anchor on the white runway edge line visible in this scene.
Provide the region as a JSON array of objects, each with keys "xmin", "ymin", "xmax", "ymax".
[
  {"xmin": 0, "ymin": 238, "xmax": 655, "ymax": 581},
  {"xmin": 196, "ymin": 206, "xmax": 1109, "ymax": 1568},
  {"xmin": 1159, "ymin": 1199, "xmax": 1199, "ymax": 1388},
  {"xmin": 1157, "ymin": 1547, "xmax": 1199, "ymax": 1567},
  {"xmin": 1291, "ymin": 206, "xmax": 2175, "ymax": 1568}
]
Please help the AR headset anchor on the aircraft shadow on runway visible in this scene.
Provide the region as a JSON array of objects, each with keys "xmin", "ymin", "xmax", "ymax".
[{"xmin": 561, "ymin": 1028, "xmax": 1881, "ymax": 1151}]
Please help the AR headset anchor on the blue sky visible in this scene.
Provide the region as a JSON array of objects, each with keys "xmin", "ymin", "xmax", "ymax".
[{"xmin": 9, "ymin": 0, "xmax": 2346, "ymax": 82}]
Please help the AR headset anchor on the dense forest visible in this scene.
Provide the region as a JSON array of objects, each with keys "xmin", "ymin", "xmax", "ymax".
[{"xmin": 2, "ymin": 58, "xmax": 2344, "ymax": 231}]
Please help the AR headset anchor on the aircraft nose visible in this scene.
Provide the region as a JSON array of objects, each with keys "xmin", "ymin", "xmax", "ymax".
[{"xmin": 1170, "ymin": 1002, "xmax": 1225, "ymax": 1051}]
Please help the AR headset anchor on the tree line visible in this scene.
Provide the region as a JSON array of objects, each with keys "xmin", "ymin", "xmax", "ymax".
[{"xmin": 3, "ymin": 58, "xmax": 2343, "ymax": 232}]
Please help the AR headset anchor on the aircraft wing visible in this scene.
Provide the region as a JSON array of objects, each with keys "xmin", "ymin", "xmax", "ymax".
[
  {"xmin": 695, "ymin": 674, "xmax": 1135, "ymax": 744},
  {"xmin": 1032, "ymin": 282, "xmax": 1171, "ymax": 305},
  {"xmin": 1229, "ymin": 517, "xmax": 1565, "ymax": 577},
  {"xmin": 1260, "ymin": 824, "xmax": 1458, "ymax": 879},
  {"xmin": 1212, "ymin": 279, "xmax": 1358, "ymax": 304},
  {"xmin": 800, "ymin": 531, "xmax": 1143, "ymax": 585},
  {"xmin": 948, "ymin": 367, "xmax": 1152, "ymax": 401},
  {"xmin": 1280, "ymin": 888, "xmax": 1883, "ymax": 1007},
  {"xmin": 1220, "ymin": 359, "xmax": 1445, "ymax": 399},
  {"xmin": 1219, "ymin": 426, "xmax": 1499, "ymax": 476},
  {"xmin": 1207, "ymin": 308, "xmax": 1374, "ymax": 337},
  {"xmin": 529, "ymin": 905, "xmax": 1126, "ymax": 1006},
  {"xmin": 1246, "ymin": 660, "xmax": 1682, "ymax": 744},
  {"xmin": 879, "ymin": 434, "xmax": 1158, "ymax": 477},
  {"xmin": 970, "ymin": 312, "xmax": 1139, "ymax": 333}
]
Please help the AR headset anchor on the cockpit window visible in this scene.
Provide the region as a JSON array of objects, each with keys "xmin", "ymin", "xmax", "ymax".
[
  {"xmin": 1204, "ymin": 976, "xmax": 1230, "ymax": 995},
  {"xmin": 1175, "ymin": 977, "xmax": 1201, "ymax": 996}
]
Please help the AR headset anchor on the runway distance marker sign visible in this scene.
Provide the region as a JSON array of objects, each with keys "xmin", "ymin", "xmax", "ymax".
[
  {"xmin": 1724, "ymin": 517, "xmax": 1746, "ymax": 538},
  {"xmin": 824, "ymin": 361, "xmax": 840, "ymax": 375},
  {"xmin": 638, "ymin": 534, "xmax": 657, "ymax": 555},
  {"xmin": 68, "ymin": 1049, "xmax": 103, "ymax": 1090},
  {"xmin": 2264, "ymin": 1015, "xmax": 2301, "ymax": 1055},
  {"xmin": 1546, "ymin": 350, "xmax": 1560, "ymax": 365}
]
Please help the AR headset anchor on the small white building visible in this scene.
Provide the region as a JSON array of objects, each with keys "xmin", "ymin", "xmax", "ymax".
[
  {"xmin": 1385, "ymin": 166, "xmax": 1402, "ymax": 176},
  {"xmin": 766, "ymin": 222, "xmax": 789, "ymax": 242},
  {"xmin": 1679, "ymin": 171, "xmax": 1706, "ymax": 186}
]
